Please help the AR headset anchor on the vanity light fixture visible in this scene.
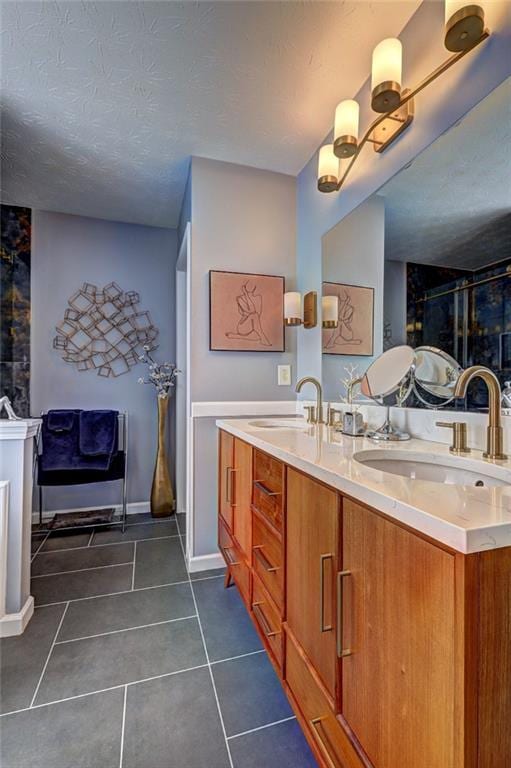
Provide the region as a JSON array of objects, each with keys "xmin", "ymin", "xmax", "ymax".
[
  {"xmin": 371, "ymin": 38, "xmax": 402, "ymax": 113},
  {"xmin": 317, "ymin": 1, "xmax": 489, "ymax": 194},
  {"xmin": 334, "ymin": 99, "xmax": 360, "ymax": 159},
  {"xmin": 322, "ymin": 295, "xmax": 339, "ymax": 329},
  {"xmin": 284, "ymin": 291, "xmax": 317, "ymax": 329}
]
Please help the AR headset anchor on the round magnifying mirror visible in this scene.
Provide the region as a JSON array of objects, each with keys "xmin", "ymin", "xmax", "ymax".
[
  {"xmin": 360, "ymin": 345, "xmax": 416, "ymax": 441},
  {"xmin": 414, "ymin": 346, "xmax": 462, "ymax": 406}
]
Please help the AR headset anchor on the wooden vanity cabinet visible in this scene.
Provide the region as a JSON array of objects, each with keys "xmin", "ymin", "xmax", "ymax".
[
  {"xmin": 218, "ymin": 432, "xmax": 252, "ymax": 604},
  {"xmin": 286, "ymin": 467, "xmax": 339, "ymax": 705},
  {"xmin": 217, "ymin": 429, "xmax": 511, "ymax": 768},
  {"xmin": 341, "ymin": 499, "xmax": 457, "ymax": 768}
]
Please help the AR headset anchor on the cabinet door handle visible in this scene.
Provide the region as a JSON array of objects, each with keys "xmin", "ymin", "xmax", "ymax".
[
  {"xmin": 223, "ymin": 546, "xmax": 239, "ymax": 567},
  {"xmin": 337, "ymin": 570, "xmax": 352, "ymax": 658},
  {"xmin": 252, "ymin": 601, "xmax": 281, "ymax": 638},
  {"xmin": 320, "ymin": 553, "xmax": 334, "ymax": 633},
  {"xmin": 253, "ymin": 481, "xmax": 280, "ymax": 497},
  {"xmin": 310, "ymin": 718, "xmax": 339, "ymax": 768},
  {"xmin": 253, "ymin": 545, "xmax": 279, "ymax": 573},
  {"xmin": 226, "ymin": 467, "xmax": 237, "ymax": 505}
]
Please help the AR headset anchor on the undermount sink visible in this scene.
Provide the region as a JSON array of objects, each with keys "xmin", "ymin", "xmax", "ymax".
[
  {"xmin": 248, "ymin": 418, "xmax": 306, "ymax": 430},
  {"xmin": 354, "ymin": 449, "xmax": 511, "ymax": 487}
]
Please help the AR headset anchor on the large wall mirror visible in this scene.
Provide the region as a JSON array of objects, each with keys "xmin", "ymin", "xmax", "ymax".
[{"xmin": 321, "ymin": 76, "xmax": 511, "ymax": 411}]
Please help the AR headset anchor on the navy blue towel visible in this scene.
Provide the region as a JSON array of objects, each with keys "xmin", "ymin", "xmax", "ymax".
[
  {"xmin": 41, "ymin": 409, "xmax": 118, "ymax": 472},
  {"xmin": 47, "ymin": 410, "xmax": 78, "ymax": 432},
  {"xmin": 41, "ymin": 410, "xmax": 81, "ymax": 471},
  {"xmin": 79, "ymin": 410, "xmax": 118, "ymax": 468}
]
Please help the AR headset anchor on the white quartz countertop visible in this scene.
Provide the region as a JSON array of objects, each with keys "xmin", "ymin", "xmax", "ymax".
[{"xmin": 216, "ymin": 417, "xmax": 511, "ymax": 554}]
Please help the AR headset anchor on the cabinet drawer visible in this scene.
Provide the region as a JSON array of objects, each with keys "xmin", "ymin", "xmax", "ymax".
[
  {"xmin": 253, "ymin": 450, "xmax": 283, "ymax": 531},
  {"xmin": 252, "ymin": 573, "xmax": 283, "ymax": 669},
  {"xmin": 252, "ymin": 513, "xmax": 283, "ymax": 610},
  {"xmin": 285, "ymin": 630, "xmax": 362, "ymax": 768}
]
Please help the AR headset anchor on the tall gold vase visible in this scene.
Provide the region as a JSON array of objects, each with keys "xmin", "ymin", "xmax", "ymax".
[{"xmin": 150, "ymin": 395, "xmax": 175, "ymax": 517}]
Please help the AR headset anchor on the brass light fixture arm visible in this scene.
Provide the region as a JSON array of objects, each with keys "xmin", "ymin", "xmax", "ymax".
[{"xmin": 335, "ymin": 29, "xmax": 490, "ymax": 193}]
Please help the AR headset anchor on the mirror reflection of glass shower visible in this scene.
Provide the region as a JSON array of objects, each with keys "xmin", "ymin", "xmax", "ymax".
[{"xmin": 408, "ymin": 261, "xmax": 511, "ymax": 409}]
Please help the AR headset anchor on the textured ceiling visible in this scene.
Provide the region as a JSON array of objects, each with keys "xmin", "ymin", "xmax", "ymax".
[
  {"xmin": 0, "ymin": 1, "xmax": 420, "ymax": 228},
  {"xmin": 381, "ymin": 77, "xmax": 511, "ymax": 270}
]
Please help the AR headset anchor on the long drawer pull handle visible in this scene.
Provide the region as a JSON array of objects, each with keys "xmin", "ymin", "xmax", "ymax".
[
  {"xmin": 320, "ymin": 553, "xmax": 334, "ymax": 633},
  {"xmin": 226, "ymin": 468, "xmax": 238, "ymax": 505},
  {"xmin": 337, "ymin": 570, "xmax": 352, "ymax": 658},
  {"xmin": 253, "ymin": 545, "xmax": 279, "ymax": 573},
  {"xmin": 253, "ymin": 481, "xmax": 281, "ymax": 497},
  {"xmin": 223, "ymin": 546, "xmax": 239, "ymax": 567},
  {"xmin": 252, "ymin": 601, "xmax": 280, "ymax": 638},
  {"xmin": 310, "ymin": 718, "xmax": 339, "ymax": 768}
]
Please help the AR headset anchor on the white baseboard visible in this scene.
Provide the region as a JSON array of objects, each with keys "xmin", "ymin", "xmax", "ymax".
[
  {"xmin": 187, "ymin": 551, "xmax": 225, "ymax": 573},
  {"xmin": 32, "ymin": 501, "xmax": 150, "ymax": 523},
  {"xmin": 0, "ymin": 595, "xmax": 34, "ymax": 637}
]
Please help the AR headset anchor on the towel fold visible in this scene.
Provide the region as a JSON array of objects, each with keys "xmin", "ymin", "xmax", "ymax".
[
  {"xmin": 47, "ymin": 409, "xmax": 80, "ymax": 432},
  {"xmin": 79, "ymin": 410, "xmax": 118, "ymax": 460}
]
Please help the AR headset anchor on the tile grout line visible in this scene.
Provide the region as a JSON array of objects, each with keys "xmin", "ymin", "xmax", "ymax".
[
  {"xmin": 29, "ymin": 601, "xmax": 70, "ymax": 708},
  {"xmin": 54, "ymin": 615, "xmax": 198, "ymax": 645},
  {"xmin": 0, "ymin": 644, "xmax": 285, "ymax": 721},
  {"xmin": 1, "ymin": 662, "xmax": 210, "ymax": 719},
  {"xmin": 31, "ymin": 532, "xmax": 50, "ymax": 563},
  {"xmin": 32, "ymin": 562, "xmax": 134, "ymax": 579},
  {"xmin": 131, "ymin": 541, "xmax": 137, "ymax": 590},
  {"xmin": 174, "ymin": 514, "xmax": 234, "ymax": 768},
  {"xmin": 210, "ymin": 649, "xmax": 265, "ymax": 666},
  {"xmin": 34, "ymin": 574, "xmax": 226, "ymax": 608},
  {"xmin": 226, "ymin": 715, "xmax": 297, "ymax": 741},
  {"xmin": 119, "ymin": 685, "xmax": 127, "ymax": 768},
  {"xmin": 32, "ymin": 533, "xmax": 180, "ymax": 556}
]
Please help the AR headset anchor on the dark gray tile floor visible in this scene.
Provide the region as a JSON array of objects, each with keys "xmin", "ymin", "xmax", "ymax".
[{"xmin": 0, "ymin": 513, "xmax": 317, "ymax": 768}]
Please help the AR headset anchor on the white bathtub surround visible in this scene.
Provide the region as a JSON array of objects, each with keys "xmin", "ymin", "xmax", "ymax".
[
  {"xmin": 217, "ymin": 417, "xmax": 511, "ymax": 554},
  {"xmin": 0, "ymin": 418, "xmax": 41, "ymax": 636}
]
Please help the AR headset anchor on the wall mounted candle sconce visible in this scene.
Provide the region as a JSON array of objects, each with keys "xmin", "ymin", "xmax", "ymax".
[
  {"xmin": 284, "ymin": 291, "xmax": 317, "ymax": 329},
  {"xmin": 284, "ymin": 292, "xmax": 340, "ymax": 330},
  {"xmin": 318, "ymin": 2, "xmax": 489, "ymax": 195},
  {"xmin": 322, "ymin": 295, "xmax": 339, "ymax": 329}
]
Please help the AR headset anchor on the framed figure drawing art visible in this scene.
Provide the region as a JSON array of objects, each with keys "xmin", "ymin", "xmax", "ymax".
[
  {"xmin": 209, "ymin": 270, "xmax": 285, "ymax": 352},
  {"xmin": 322, "ymin": 282, "xmax": 374, "ymax": 356}
]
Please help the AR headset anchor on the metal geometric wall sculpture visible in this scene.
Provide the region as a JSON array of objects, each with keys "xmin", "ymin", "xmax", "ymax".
[{"xmin": 53, "ymin": 282, "xmax": 158, "ymax": 377}]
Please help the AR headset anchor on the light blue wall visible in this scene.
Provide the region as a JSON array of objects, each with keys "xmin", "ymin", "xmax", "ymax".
[
  {"xmin": 322, "ymin": 197, "xmax": 385, "ymax": 402},
  {"xmin": 296, "ymin": 0, "xmax": 511, "ymax": 388},
  {"xmin": 31, "ymin": 210, "xmax": 177, "ymax": 512},
  {"xmin": 190, "ymin": 157, "xmax": 297, "ymax": 402}
]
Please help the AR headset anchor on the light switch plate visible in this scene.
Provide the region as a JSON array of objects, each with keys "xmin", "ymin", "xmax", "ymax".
[{"xmin": 278, "ymin": 364, "xmax": 291, "ymax": 386}]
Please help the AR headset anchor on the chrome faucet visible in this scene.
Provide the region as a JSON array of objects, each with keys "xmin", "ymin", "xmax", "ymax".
[
  {"xmin": 295, "ymin": 376, "xmax": 324, "ymax": 424},
  {"xmin": 454, "ymin": 366, "xmax": 507, "ymax": 460}
]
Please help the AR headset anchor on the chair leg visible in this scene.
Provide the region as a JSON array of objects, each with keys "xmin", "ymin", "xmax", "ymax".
[{"xmin": 39, "ymin": 485, "xmax": 43, "ymax": 527}]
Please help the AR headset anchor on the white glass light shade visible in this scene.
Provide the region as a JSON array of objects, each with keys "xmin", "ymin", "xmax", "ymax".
[
  {"xmin": 371, "ymin": 38, "xmax": 402, "ymax": 90},
  {"xmin": 322, "ymin": 295, "xmax": 339, "ymax": 327},
  {"xmin": 333, "ymin": 100, "xmax": 359, "ymax": 159},
  {"xmin": 317, "ymin": 144, "xmax": 339, "ymax": 193},
  {"xmin": 284, "ymin": 292, "xmax": 302, "ymax": 324},
  {"xmin": 334, "ymin": 100, "xmax": 359, "ymax": 142}
]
